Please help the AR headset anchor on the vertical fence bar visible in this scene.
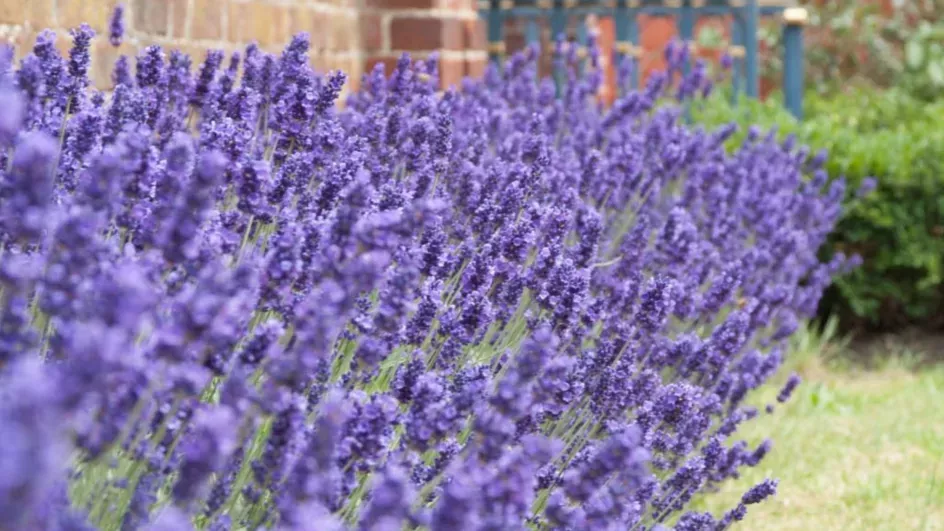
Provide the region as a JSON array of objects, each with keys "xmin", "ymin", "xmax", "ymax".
[
  {"xmin": 576, "ymin": 12, "xmax": 589, "ymax": 75},
  {"xmin": 576, "ymin": 15, "xmax": 589, "ymax": 44},
  {"xmin": 628, "ymin": 4, "xmax": 639, "ymax": 89},
  {"xmin": 550, "ymin": 0, "xmax": 567, "ymax": 41},
  {"xmin": 730, "ymin": 10, "xmax": 744, "ymax": 105},
  {"xmin": 487, "ymin": 0, "xmax": 506, "ymax": 63},
  {"xmin": 551, "ymin": 0, "xmax": 567, "ymax": 95},
  {"xmin": 525, "ymin": 16, "xmax": 541, "ymax": 46},
  {"xmin": 678, "ymin": 0, "xmax": 695, "ymax": 76},
  {"xmin": 614, "ymin": 0, "xmax": 630, "ymax": 96},
  {"xmin": 782, "ymin": 7, "xmax": 807, "ymax": 119},
  {"xmin": 744, "ymin": 0, "xmax": 759, "ymax": 98},
  {"xmin": 628, "ymin": 4, "xmax": 642, "ymax": 89},
  {"xmin": 614, "ymin": 1, "xmax": 640, "ymax": 94}
]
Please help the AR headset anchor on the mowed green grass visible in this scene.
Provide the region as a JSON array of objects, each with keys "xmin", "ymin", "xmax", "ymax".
[{"xmin": 694, "ymin": 329, "xmax": 944, "ymax": 530}]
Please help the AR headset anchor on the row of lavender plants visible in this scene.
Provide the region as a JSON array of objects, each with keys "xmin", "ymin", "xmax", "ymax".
[{"xmin": 0, "ymin": 9, "xmax": 858, "ymax": 531}]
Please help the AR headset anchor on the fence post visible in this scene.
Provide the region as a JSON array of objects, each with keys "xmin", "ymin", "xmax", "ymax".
[
  {"xmin": 550, "ymin": 0, "xmax": 568, "ymax": 40},
  {"xmin": 614, "ymin": 1, "xmax": 641, "ymax": 94},
  {"xmin": 576, "ymin": 13, "xmax": 589, "ymax": 75},
  {"xmin": 487, "ymin": 0, "xmax": 506, "ymax": 62},
  {"xmin": 525, "ymin": 18, "xmax": 541, "ymax": 46},
  {"xmin": 744, "ymin": 0, "xmax": 759, "ymax": 98},
  {"xmin": 783, "ymin": 7, "xmax": 807, "ymax": 119},
  {"xmin": 614, "ymin": 0, "xmax": 628, "ymax": 94},
  {"xmin": 678, "ymin": 0, "xmax": 695, "ymax": 76},
  {"xmin": 551, "ymin": 0, "xmax": 568, "ymax": 94},
  {"xmin": 730, "ymin": 14, "xmax": 744, "ymax": 105},
  {"xmin": 526, "ymin": 0, "xmax": 546, "ymax": 46}
]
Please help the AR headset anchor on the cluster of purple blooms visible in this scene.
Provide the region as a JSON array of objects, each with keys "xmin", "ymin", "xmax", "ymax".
[{"xmin": 0, "ymin": 9, "xmax": 860, "ymax": 531}]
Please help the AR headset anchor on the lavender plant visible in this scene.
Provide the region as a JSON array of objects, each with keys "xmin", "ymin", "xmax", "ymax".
[{"xmin": 0, "ymin": 13, "xmax": 856, "ymax": 531}]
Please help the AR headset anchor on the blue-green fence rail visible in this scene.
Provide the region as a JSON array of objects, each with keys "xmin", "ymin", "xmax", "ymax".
[{"xmin": 478, "ymin": 0, "xmax": 808, "ymax": 119}]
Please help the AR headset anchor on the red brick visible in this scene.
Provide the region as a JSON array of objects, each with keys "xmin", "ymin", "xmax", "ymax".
[
  {"xmin": 346, "ymin": 70, "xmax": 361, "ymax": 92},
  {"xmin": 163, "ymin": 42, "xmax": 200, "ymax": 67},
  {"xmin": 390, "ymin": 17, "xmax": 441, "ymax": 51},
  {"xmin": 334, "ymin": 55, "xmax": 359, "ymax": 80},
  {"xmin": 365, "ymin": 55, "xmax": 398, "ymax": 77},
  {"xmin": 442, "ymin": 19, "xmax": 464, "ymax": 50},
  {"xmin": 366, "ymin": 0, "xmax": 436, "ymax": 8},
  {"xmin": 3, "ymin": 28, "xmax": 33, "ymax": 58},
  {"xmin": 90, "ymin": 38, "xmax": 138, "ymax": 89},
  {"xmin": 180, "ymin": 44, "xmax": 217, "ymax": 70},
  {"xmin": 26, "ymin": 0, "xmax": 57, "ymax": 28},
  {"xmin": 465, "ymin": 56, "xmax": 486, "ymax": 79},
  {"xmin": 343, "ymin": 57, "xmax": 363, "ymax": 89},
  {"xmin": 359, "ymin": 13, "xmax": 383, "ymax": 52},
  {"xmin": 330, "ymin": 31, "xmax": 342, "ymax": 53},
  {"xmin": 53, "ymin": 29, "xmax": 72, "ymax": 57},
  {"xmin": 310, "ymin": 54, "xmax": 332, "ymax": 73},
  {"xmin": 290, "ymin": 8, "xmax": 340, "ymax": 50},
  {"xmin": 505, "ymin": 33, "xmax": 525, "ymax": 56},
  {"xmin": 228, "ymin": 2, "xmax": 288, "ymax": 46},
  {"xmin": 267, "ymin": 7, "xmax": 292, "ymax": 48},
  {"xmin": 288, "ymin": 7, "xmax": 313, "ymax": 40},
  {"xmin": 0, "ymin": 0, "xmax": 27, "ymax": 25},
  {"xmin": 312, "ymin": 15, "xmax": 337, "ymax": 51},
  {"xmin": 168, "ymin": 0, "xmax": 189, "ymax": 38},
  {"xmin": 439, "ymin": 56, "xmax": 464, "ymax": 88},
  {"xmin": 502, "ymin": 17, "xmax": 527, "ymax": 55},
  {"xmin": 193, "ymin": 0, "xmax": 224, "ymax": 41},
  {"xmin": 59, "ymin": 0, "xmax": 116, "ymax": 33},
  {"xmin": 390, "ymin": 17, "xmax": 462, "ymax": 51},
  {"xmin": 462, "ymin": 18, "xmax": 485, "ymax": 51},
  {"xmin": 133, "ymin": 0, "xmax": 169, "ymax": 36},
  {"xmin": 595, "ymin": 16, "xmax": 615, "ymax": 104},
  {"xmin": 439, "ymin": 0, "xmax": 475, "ymax": 9},
  {"xmin": 331, "ymin": 17, "xmax": 352, "ymax": 51},
  {"xmin": 638, "ymin": 14, "xmax": 675, "ymax": 77}
]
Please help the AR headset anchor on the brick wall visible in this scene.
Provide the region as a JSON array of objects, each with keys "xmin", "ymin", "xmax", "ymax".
[
  {"xmin": 0, "ymin": 0, "xmax": 485, "ymax": 92},
  {"xmin": 362, "ymin": 0, "xmax": 486, "ymax": 88}
]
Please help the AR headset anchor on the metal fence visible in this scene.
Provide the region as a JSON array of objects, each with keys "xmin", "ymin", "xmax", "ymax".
[{"xmin": 478, "ymin": 0, "xmax": 808, "ymax": 118}]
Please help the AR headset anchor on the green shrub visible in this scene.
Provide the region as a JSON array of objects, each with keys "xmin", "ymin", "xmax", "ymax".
[{"xmin": 693, "ymin": 89, "xmax": 944, "ymax": 330}]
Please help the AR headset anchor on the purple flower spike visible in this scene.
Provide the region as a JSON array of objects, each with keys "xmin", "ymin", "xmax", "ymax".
[
  {"xmin": 742, "ymin": 478, "xmax": 778, "ymax": 505},
  {"xmin": 857, "ymin": 176, "xmax": 877, "ymax": 198},
  {"xmin": 1, "ymin": 131, "xmax": 57, "ymax": 242},
  {"xmin": 0, "ymin": 87, "xmax": 24, "ymax": 146},
  {"xmin": 777, "ymin": 373, "xmax": 802, "ymax": 403},
  {"xmin": 109, "ymin": 4, "xmax": 125, "ymax": 47}
]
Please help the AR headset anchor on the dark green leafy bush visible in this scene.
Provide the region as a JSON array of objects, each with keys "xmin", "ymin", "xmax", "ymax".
[{"xmin": 694, "ymin": 89, "xmax": 944, "ymax": 330}]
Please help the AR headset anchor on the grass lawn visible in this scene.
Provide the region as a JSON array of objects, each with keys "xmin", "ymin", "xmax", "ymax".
[{"xmin": 694, "ymin": 325, "xmax": 944, "ymax": 530}]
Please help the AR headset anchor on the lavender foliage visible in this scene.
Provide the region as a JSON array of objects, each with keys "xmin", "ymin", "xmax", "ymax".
[{"xmin": 0, "ymin": 23, "xmax": 856, "ymax": 531}]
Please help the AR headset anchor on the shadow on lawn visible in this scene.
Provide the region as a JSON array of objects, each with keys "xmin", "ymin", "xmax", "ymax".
[
  {"xmin": 803, "ymin": 316, "xmax": 944, "ymax": 372},
  {"xmin": 839, "ymin": 328, "xmax": 944, "ymax": 372}
]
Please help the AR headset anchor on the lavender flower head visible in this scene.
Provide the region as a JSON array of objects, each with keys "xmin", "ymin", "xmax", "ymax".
[
  {"xmin": 0, "ymin": 86, "xmax": 24, "ymax": 146},
  {"xmin": 109, "ymin": 4, "xmax": 125, "ymax": 47},
  {"xmin": 857, "ymin": 176, "xmax": 877, "ymax": 198}
]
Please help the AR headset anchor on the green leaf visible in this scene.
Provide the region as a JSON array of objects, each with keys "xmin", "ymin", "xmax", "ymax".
[
  {"xmin": 906, "ymin": 40, "xmax": 926, "ymax": 69},
  {"xmin": 929, "ymin": 60, "xmax": 944, "ymax": 87}
]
